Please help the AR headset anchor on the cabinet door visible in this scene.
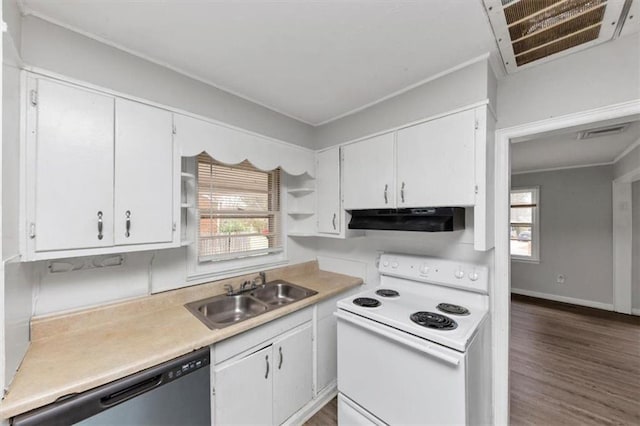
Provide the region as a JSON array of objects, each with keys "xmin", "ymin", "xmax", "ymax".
[
  {"xmin": 317, "ymin": 315, "xmax": 337, "ymax": 392},
  {"xmin": 34, "ymin": 79, "xmax": 115, "ymax": 251},
  {"xmin": 396, "ymin": 109, "xmax": 476, "ymax": 207},
  {"xmin": 214, "ymin": 345, "xmax": 273, "ymax": 425},
  {"xmin": 114, "ymin": 99, "xmax": 174, "ymax": 245},
  {"xmin": 316, "ymin": 147, "xmax": 341, "ymax": 234},
  {"xmin": 342, "ymin": 133, "xmax": 395, "ymax": 210},
  {"xmin": 273, "ymin": 324, "xmax": 313, "ymax": 425}
]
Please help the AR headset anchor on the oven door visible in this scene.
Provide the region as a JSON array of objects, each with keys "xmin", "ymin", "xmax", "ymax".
[{"xmin": 336, "ymin": 310, "xmax": 467, "ymax": 425}]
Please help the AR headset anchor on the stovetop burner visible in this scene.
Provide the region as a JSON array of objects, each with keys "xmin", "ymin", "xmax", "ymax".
[
  {"xmin": 437, "ymin": 303, "xmax": 470, "ymax": 316},
  {"xmin": 353, "ymin": 297, "xmax": 381, "ymax": 308},
  {"xmin": 410, "ymin": 311, "xmax": 458, "ymax": 330},
  {"xmin": 375, "ymin": 289, "xmax": 400, "ymax": 298}
]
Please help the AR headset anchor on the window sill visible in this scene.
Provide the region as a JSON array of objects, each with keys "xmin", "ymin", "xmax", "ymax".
[
  {"xmin": 186, "ymin": 253, "xmax": 288, "ymax": 285},
  {"xmin": 511, "ymin": 256, "xmax": 540, "ymax": 264}
]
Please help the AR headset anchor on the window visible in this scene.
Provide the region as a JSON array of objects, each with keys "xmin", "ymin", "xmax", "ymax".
[
  {"xmin": 197, "ymin": 154, "xmax": 282, "ymax": 262},
  {"xmin": 510, "ymin": 187, "xmax": 539, "ymax": 262}
]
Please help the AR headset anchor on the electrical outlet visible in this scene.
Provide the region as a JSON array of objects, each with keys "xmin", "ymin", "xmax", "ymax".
[{"xmin": 556, "ymin": 274, "xmax": 566, "ymax": 284}]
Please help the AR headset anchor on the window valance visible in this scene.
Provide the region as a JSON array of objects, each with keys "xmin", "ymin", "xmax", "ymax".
[{"xmin": 174, "ymin": 114, "xmax": 315, "ymax": 177}]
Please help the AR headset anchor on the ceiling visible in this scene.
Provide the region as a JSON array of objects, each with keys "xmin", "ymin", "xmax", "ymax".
[
  {"xmin": 20, "ymin": 0, "xmax": 498, "ymax": 126},
  {"xmin": 511, "ymin": 118, "xmax": 640, "ymax": 174}
]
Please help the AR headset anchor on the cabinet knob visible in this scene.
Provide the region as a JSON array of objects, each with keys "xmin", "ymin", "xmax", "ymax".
[
  {"xmin": 125, "ymin": 210, "xmax": 131, "ymax": 238},
  {"xmin": 97, "ymin": 211, "xmax": 104, "ymax": 240}
]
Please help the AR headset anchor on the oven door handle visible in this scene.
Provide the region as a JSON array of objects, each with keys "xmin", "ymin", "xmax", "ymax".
[{"xmin": 335, "ymin": 310, "xmax": 462, "ymax": 367}]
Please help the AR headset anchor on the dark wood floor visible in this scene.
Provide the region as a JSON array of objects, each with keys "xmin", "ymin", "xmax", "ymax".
[
  {"xmin": 304, "ymin": 396, "xmax": 337, "ymax": 426},
  {"xmin": 305, "ymin": 296, "xmax": 640, "ymax": 425},
  {"xmin": 510, "ymin": 294, "xmax": 640, "ymax": 425}
]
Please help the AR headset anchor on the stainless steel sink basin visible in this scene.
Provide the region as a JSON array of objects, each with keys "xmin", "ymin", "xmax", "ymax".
[
  {"xmin": 185, "ymin": 280, "xmax": 317, "ymax": 330},
  {"xmin": 250, "ymin": 280, "xmax": 316, "ymax": 306}
]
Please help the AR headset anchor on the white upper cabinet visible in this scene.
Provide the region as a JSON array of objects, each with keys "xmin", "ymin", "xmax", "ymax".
[
  {"xmin": 23, "ymin": 76, "xmax": 178, "ymax": 260},
  {"xmin": 396, "ymin": 108, "xmax": 477, "ymax": 207},
  {"xmin": 32, "ymin": 79, "xmax": 115, "ymax": 252},
  {"xmin": 316, "ymin": 147, "xmax": 341, "ymax": 234},
  {"xmin": 114, "ymin": 99, "xmax": 174, "ymax": 246},
  {"xmin": 342, "ymin": 132, "xmax": 395, "ymax": 210}
]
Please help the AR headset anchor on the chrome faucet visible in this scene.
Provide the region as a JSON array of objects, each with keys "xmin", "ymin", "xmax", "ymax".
[
  {"xmin": 224, "ymin": 284, "xmax": 234, "ymax": 296},
  {"xmin": 253, "ymin": 271, "xmax": 266, "ymax": 287}
]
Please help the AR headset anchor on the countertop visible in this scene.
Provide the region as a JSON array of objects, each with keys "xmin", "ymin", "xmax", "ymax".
[{"xmin": 0, "ymin": 261, "xmax": 363, "ymax": 419}]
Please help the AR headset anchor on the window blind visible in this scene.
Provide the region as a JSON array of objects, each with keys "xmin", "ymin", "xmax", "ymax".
[{"xmin": 197, "ymin": 154, "xmax": 282, "ymax": 262}]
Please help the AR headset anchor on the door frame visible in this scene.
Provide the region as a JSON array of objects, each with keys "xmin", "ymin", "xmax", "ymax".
[
  {"xmin": 492, "ymin": 99, "xmax": 640, "ymax": 425},
  {"xmin": 613, "ymin": 165, "xmax": 640, "ymax": 314}
]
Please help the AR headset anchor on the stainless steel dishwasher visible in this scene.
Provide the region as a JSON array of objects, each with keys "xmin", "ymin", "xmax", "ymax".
[{"xmin": 12, "ymin": 347, "xmax": 211, "ymax": 426}]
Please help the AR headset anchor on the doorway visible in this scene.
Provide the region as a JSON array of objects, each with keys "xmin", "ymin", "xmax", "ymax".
[{"xmin": 492, "ymin": 100, "xmax": 640, "ymax": 424}]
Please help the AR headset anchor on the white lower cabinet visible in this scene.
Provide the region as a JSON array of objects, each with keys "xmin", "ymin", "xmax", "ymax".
[
  {"xmin": 316, "ymin": 315, "xmax": 337, "ymax": 392},
  {"xmin": 214, "ymin": 345, "xmax": 273, "ymax": 425},
  {"xmin": 273, "ymin": 326, "xmax": 313, "ymax": 424},
  {"xmin": 212, "ymin": 320, "xmax": 313, "ymax": 425}
]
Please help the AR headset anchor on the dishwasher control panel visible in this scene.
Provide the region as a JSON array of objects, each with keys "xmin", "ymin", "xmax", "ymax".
[{"xmin": 166, "ymin": 351, "xmax": 210, "ymax": 382}]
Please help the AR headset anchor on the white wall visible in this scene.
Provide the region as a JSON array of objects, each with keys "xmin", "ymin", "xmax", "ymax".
[
  {"xmin": 633, "ymin": 181, "xmax": 640, "ymax": 311},
  {"xmin": 511, "ymin": 166, "xmax": 614, "ymax": 308},
  {"xmin": 21, "ymin": 16, "xmax": 315, "ymax": 149},
  {"xmin": 498, "ymin": 33, "xmax": 640, "ymax": 129},
  {"xmin": 314, "ymin": 58, "xmax": 496, "ymax": 148}
]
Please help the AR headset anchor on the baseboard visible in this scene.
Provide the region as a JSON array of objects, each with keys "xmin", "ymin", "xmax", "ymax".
[
  {"xmin": 283, "ymin": 382, "xmax": 337, "ymax": 426},
  {"xmin": 511, "ymin": 288, "xmax": 614, "ymax": 311}
]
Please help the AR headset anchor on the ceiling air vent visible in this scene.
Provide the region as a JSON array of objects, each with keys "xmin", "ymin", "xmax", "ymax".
[
  {"xmin": 484, "ymin": 0, "xmax": 634, "ymax": 73},
  {"xmin": 577, "ymin": 122, "xmax": 630, "ymax": 139}
]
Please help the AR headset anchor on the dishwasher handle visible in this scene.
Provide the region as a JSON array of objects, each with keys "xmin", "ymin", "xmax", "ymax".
[{"xmin": 100, "ymin": 373, "xmax": 163, "ymax": 408}]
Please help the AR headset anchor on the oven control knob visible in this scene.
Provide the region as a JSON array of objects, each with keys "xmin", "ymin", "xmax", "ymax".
[
  {"xmin": 391, "ymin": 261, "xmax": 399, "ymax": 269},
  {"xmin": 419, "ymin": 264, "xmax": 430, "ymax": 275},
  {"xmin": 383, "ymin": 260, "xmax": 389, "ymax": 267},
  {"xmin": 469, "ymin": 271, "xmax": 479, "ymax": 281},
  {"xmin": 454, "ymin": 269, "xmax": 465, "ymax": 279}
]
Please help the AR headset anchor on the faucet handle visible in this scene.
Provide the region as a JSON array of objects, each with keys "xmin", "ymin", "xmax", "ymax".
[{"xmin": 224, "ymin": 284, "xmax": 234, "ymax": 295}]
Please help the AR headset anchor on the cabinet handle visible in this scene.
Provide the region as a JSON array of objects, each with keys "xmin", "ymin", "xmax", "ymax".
[
  {"xmin": 265, "ymin": 355, "xmax": 270, "ymax": 379},
  {"xmin": 401, "ymin": 182, "xmax": 406, "ymax": 203},
  {"xmin": 332, "ymin": 213, "xmax": 337, "ymax": 230},
  {"xmin": 97, "ymin": 211, "xmax": 104, "ymax": 240},
  {"xmin": 278, "ymin": 346, "xmax": 283, "ymax": 370},
  {"xmin": 125, "ymin": 210, "xmax": 131, "ymax": 238},
  {"xmin": 384, "ymin": 184, "xmax": 388, "ymax": 204}
]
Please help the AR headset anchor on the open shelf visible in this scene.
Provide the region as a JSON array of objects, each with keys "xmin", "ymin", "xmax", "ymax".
[
  {"xmin": 287, "ymin": 232, "xmax": 317, "ymax": 237},
  {"xmin": 287, "ymin": 188, "xmax": 315, "ymax": 196},
  {"xmin": 287, "ymin": 211, "xmax": 315, "ymax": 216}
]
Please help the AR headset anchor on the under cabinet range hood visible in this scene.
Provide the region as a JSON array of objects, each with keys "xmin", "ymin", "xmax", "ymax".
[{"xmin": 347, "ymin": 208, "xmax": 465, "ymax": 232}]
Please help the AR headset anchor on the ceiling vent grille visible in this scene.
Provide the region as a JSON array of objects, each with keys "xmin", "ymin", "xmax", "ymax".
[
  {"xmin": 577, "ymin": 123, "xmax": 630, "ymax": 139},
  {"xmin": 484, "ymin": 0, "xmax": 635, "ymax": 73}
]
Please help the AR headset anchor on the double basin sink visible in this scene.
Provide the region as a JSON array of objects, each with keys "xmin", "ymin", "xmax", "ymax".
[{"xmin": 186, "ymin": 280, "xmax": 317, "ymax": 330}]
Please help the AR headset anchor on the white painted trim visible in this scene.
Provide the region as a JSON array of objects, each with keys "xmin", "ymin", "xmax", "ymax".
[
  {"xmin": 613, "ymin": 137, "xmax": 640, "ymax": 164},
  {"xmin": 511, "ymin": 161, "xmax": 614, "ymax": 175},
  {"xmin": 493, "ymin": 98, "xmax": 640, "ymax": 426},
  {"xmin": 20, "ymin": 8, "xmax": 318, "ymax": 126},
  {"xmin": 317, "ymin": 100, "xmax": 491, "ymax": 152},
  {"xmin": 23, "ymin": 68, "xmax": 315, "ymax": 155},
  {"xmin": 315, "ymin": 53, "xmax": 491, "ymax": 126},
  {"xmin": 511, "ymin": 288, "xmax": 614, "ymax": 311},
  {"xmin": 282, "ymin": 383, "xmax": 337, "ymax": 426}
]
